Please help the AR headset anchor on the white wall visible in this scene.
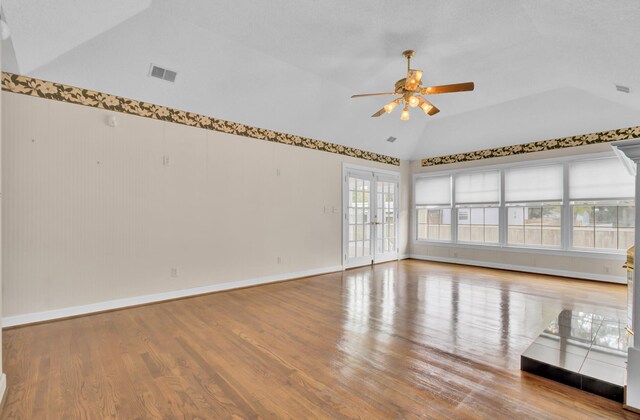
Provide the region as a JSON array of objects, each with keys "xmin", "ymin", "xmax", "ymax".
[
  {"xmin": 409, "ymin": 144, "xmax": 627, "ymax": 283},
  {"xmin": 2, "ymin": 87, "xmax": 627, "ymax": 332},
  {"xmin": 1, "ymin": 92, "xmax": 408, "ymax": 324}
]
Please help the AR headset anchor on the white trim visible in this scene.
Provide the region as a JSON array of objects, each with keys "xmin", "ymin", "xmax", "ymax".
[
  {"xmin": 611, "ymin": 144, "xmax": 637, "ymax": 177},
  {"xmin": 412, "ymin": 239, "xmax": 629, "ymax": 259},
  {"xmin": 399, "ymin": 254, "xmax": 410, "ymax": 260},
  {"xmin": 562, "ymin": 162, "xmax": 571, "ymax": 251},
  {"xmin": 499, "ymin": 169, "xmax": 507, "ymax": 245},
  {"xmin": 412, "ymin": 240, "xmax": 626, "ymax": 260},
  {"xmin": 342, "ymin": 162, "xmax": 401, "ymax": 178},
  {"xmin": 628, "ymin": 347, "xmax": 640, "ymax": 409},
  {"xmin": 408, "ymin": 254, "xmax": 625, "ymax": 284},
  {"xmin": 611, "ymin": 139, "xmax": 640, "ymax": 171},
  {"xmin": 0, "ymin": 373, "xmax": 5, "ymax": 405},
  {"xmin": 2, "ymin": 265, "xmax": 343, "ymax": 328},
  {"xmin": 610, "ymin": 139, "xmax": 640, "ymax": 410},
  {"xmin": 416, "ymin": 150, "xmax": 616, "ymax": 175},
  {"xmin": 342, "ymin": 163, "xmax": 401, "ymax": 270}
]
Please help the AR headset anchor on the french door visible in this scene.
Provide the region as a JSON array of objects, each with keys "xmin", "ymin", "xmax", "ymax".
[{"xmin": 343, "ymin": 168, "xmax": 399, "ymax": 268}]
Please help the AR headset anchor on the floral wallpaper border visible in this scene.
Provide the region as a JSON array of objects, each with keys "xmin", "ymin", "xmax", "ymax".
[
  {"xmin": 421, "ymin": 125, "xmax": 640, "ymax": 167},
  {"xmin": 1, "ymin": 72, "xmax": 400, "ymax": 166}
]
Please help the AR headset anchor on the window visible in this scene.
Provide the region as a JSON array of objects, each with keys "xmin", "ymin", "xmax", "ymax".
[
  {"xmin": 417, "ymin": 208, "xmax": 452, "ymax": 241},
  {"xmin": 572, "ymin": 202, "xmax": 635, "ymax": 250},
  {"xmin": 415, "ymin": 175, "xmax": 452, "ymax": 241},
  {"xmin": 414, "ymin": 153, "xmax": 636, "ymax": 256},
  {"xmin": 569, "ymin": 158, "xmax": 635, "ymax": 250},
  {"xmin": 508, "ymin": 205, "xmax": 561, "ymax": 247},
  {"xmin": 455, "ymin": 171, "xmax": 500, "ymax": 244},
  {"xmin": 457, "ymin": 207, "xmax": 499, "ymax": 243},
  {"xmin": 505, "ymin": 164, "xmax": 563, "ymax": 247}
]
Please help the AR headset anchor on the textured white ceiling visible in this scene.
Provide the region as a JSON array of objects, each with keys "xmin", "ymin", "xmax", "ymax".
[
  {"xmin": 2, "ymin": 0, "xmax": 152, "ymax": 73},
  {"xmin": 2, "ymin": 0, "xmax": 639, "ymax": 160}
]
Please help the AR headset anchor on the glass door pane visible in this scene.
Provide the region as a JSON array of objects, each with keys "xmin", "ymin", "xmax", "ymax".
[
  {"xmin": 346, "ymin": 174, "xmax": 373, "ymax": 267},
  {"xmin": 374, "ymin": 179, "xmax": 398, "ymax": 263}
]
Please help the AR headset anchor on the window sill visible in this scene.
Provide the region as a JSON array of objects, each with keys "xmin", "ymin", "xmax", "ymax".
[
  {"xmin": 412, "ymin": 240, "xmax": 627, "ymax": 260},
  {"xmin": 456, "ymin": 241, "xmax": 501, "ymax": 248}
]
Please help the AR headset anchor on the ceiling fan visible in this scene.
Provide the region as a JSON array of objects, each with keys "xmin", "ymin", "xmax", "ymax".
[{"xmin": 351, "ymin": 50, "xmax": 474, "ymax": 120}]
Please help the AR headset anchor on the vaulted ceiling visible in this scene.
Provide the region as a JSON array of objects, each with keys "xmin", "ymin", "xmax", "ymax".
[{"xmin": 2, "ymin": 0, "xmax": 640, "ymax": 160}]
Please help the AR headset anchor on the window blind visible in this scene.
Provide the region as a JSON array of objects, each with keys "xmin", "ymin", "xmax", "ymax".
[
  {"xmin": 455, "ymin": 170, "xmax": 500, "ymax": 204},
  {"xmin": 569, "ymin": 158, "xmax": 635, "ymax": 200},
  {"xmin": 505, "ymin": 164, "xmax": 563, "ymax": 203},
  {"xmin": 415, "ymin": 176, "xmax": 451, "ymax": 206}
]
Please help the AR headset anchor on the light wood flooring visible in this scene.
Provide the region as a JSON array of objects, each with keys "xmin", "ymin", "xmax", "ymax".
[{"xmin": 2, "ymin": 260, "xmax": 639, "ymax": 419}]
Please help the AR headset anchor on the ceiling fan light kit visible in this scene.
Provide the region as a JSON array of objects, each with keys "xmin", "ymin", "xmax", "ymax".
[
  {"xmin": 400, "ymin": 106, "xmax": 410, "ymax": 121},
  {"xmin": 351, "ymin": 50, "xmax": 475, "ymax": 121},
  {"xmin": 384, "ymin": 99, "xmax": 400, "ymax": 113}
]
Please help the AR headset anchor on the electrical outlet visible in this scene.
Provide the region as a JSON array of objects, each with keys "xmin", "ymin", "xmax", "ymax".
[
  {"xmin": 163, "ymin": 155, "xmax": 170, "ymax": 166},
  {"xmin": 277, "ymin": 256, "xmax": 282, "ymax": 264},
  {"xmin": 170, "ymin": 267, "xmax": 178, "ymax": 278},
  {"xmin": 453, "ymin": 252, "xmax": 458, "ymax": 258}
]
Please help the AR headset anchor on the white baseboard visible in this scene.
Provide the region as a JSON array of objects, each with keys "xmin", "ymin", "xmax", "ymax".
[
  {"xmin": 408, "ymin": 254, "xmax": 626, "ymax": 284},
  {"xmin": 0, "ymin": 373, "xmax": 6, "ymax": 405},
  {"xmin": 399, "ymin": 254, "xmax": 410, "ymax": 260},
  {"xmin": 2, "ymin": 265, "xmax": 343, "ymax": 328}
]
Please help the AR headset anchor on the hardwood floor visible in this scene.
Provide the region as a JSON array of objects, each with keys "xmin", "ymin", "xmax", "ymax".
[{"xmin": 2, "ymin": 260, "xmax": 639, "ymax": 419}]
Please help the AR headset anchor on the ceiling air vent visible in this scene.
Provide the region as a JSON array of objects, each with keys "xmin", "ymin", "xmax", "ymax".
[
  {"xmin": 149, "ymin": 64, "xmax": 177, "ymax": 82},
  {"xmin": 386, "ymin": 136, "xmax": 397, "ymax": 143},
  {"xmin": 615, "ymin": 84, "xmax": 630, "ymax": 93}
]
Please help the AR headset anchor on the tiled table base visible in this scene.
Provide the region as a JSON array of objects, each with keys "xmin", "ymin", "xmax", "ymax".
[{"xmin": 521, "ymin": 309, "xmax": 628, "ymax": 402}]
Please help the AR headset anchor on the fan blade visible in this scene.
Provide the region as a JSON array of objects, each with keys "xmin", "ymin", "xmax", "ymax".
[
  {"xmin": 371, "ymin": 107, "xmax": 387, "ymax": 117},
  {"xmin": 418, "ymin": 96, "xmax": 440, "ymax": 116},
  {"xmin": 404, "ymin": 70, "xmax": 423, "ymax": 90},
  {"xmin": 351, "ymin": 92, "xmax": 397, "ymax": 98},
  {"xmin": 421, "ymin": 82, "xmax": 474, "ymax": 95}
]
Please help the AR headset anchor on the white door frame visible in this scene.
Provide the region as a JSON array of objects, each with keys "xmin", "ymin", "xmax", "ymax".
[{"xmin": 342, "ymin": 163, "xmax": 401, "ymax": 270}]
